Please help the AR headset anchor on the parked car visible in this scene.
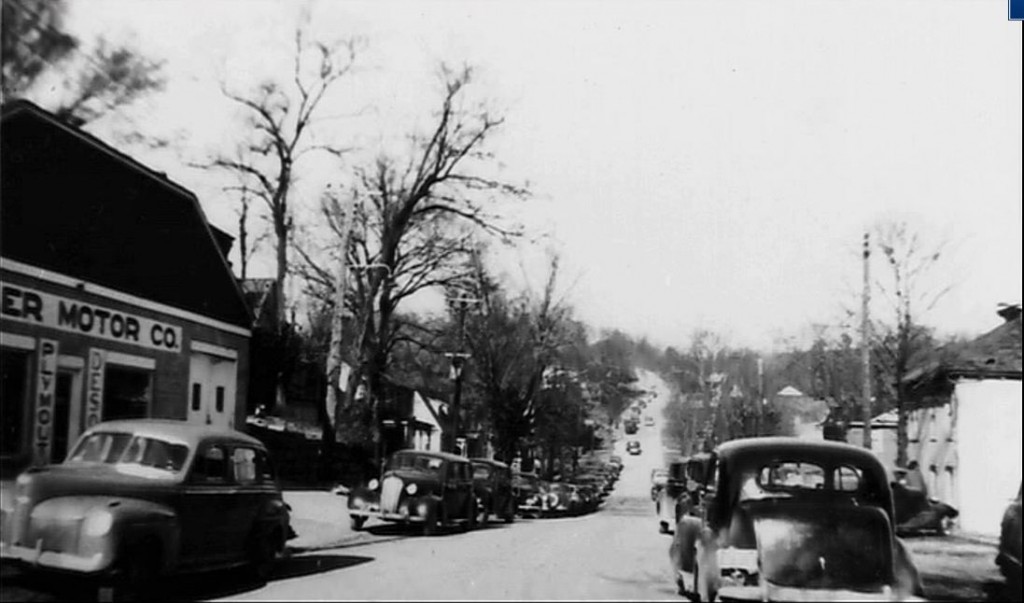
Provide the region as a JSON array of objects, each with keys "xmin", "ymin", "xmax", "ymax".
[
  {"xmin": 542, "ymin": 482, "xmax": 583, "ymax": 517},
  {"xmin": 651, "ymin": 468, "xmax": 670, "ymax": 501},
  {"xmin": 346, "ymin": 450, "xmax": 476, "ymax": 535},
  {"xmin": 0, "ymin": 420, "xmax": 294, "ymax": 598},
  {"xmin": 471, "ymin": 458, "xmax": 516, "ymax": 525},
  {"xmin": 997, "ymin": 482, "xmax": 1022, "ymax": 589},
  {"xmin": 626, "ymin": 440, "xmax": 642, "ymax": 456},
  {"xmin": 644, "ymin": 416, "xmax": 656, "ymax": 427},
  {"xmin": 512, "ymin": 471, "xmax": 549, "ymax": 518},
  {"xmin": 669, "ymin": 437, "xmax": 924, "ymax": 602},
  {"xmin": 891, "ymin": 477, "xmax": 959, "ymax": 536}
]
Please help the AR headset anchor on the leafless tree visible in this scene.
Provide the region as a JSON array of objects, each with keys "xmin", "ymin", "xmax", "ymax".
[
  {"xmin": 872, "ymin": 220, "xmax": 955, "ymax": 467},
  {"xmin": 294, "ymin": 64, "xmax": 527, "ymax": 446}
]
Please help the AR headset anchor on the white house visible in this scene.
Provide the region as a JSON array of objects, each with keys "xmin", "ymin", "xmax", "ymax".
[
  {"xmin": 410, "ymin": 392, "xmax": 446, "ymax": 453},
  {"xmin": 902, "ymin": 304, "xmax": 1022, "ymax": 536}
]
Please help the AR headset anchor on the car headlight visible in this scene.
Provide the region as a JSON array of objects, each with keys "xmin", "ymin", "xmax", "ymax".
[
  {"xmin": 83, "ymin": 510, "xmax": 113, "ymax": 537},
  {"xmin": 405, "ymin": 483, "xmax": 418, "ymax": 495},
  {"xmin": 368, "ymin": 479, "xmax": 379, "ymax": 490}
]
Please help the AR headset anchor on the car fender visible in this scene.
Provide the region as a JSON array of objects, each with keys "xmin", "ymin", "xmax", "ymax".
[
  {"xmin": 252, "ymin": 497, "xmax": 290, "ymax": 549},
  {"xmin": 669, "ymin": 516, "xmax": 703, "ymax": 573},
  {"xmin": 32, "ymin": 495, "xmax": 179, "ymax": 574}
]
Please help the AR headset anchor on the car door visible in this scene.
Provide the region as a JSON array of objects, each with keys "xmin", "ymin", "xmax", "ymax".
[{"xmin": 181, "ymin": 442, "xmax": 235, "ymax": 563}]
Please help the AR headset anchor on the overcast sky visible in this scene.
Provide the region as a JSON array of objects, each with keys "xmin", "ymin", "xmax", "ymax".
[{"xmin": 56, "ymin": 0, "xmax": 1022, "ymax": 351}]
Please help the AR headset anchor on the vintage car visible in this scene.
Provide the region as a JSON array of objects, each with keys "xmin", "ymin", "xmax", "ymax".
[
  {"xmin": 651, "ymin": 468, "xmax": 670, "ymax": 501},
  {"xmin": 471, "ymin": 458, "xmax": 516, "ymax": 525},
  {"xmin": 657, "ymin": 455, "xmax": 711, "ymax": 535},
  {"xmin": 0, "ymin": 420, "xmax": 294, "ymax": 597},
  {"xmin": 626, "ymin": 440, "xmax": 642, "ymax": 456},
  {"xmin": 512, "ymin": 471, "xmax": 549, "ymax": 518},
  {"xmin": 891, "ymin": 478, "xmax": 959, "ymax": 536},
  {"xmin": 542, "ymin": 482, "xmax": 583, "ymax": 517},
  {"xmin": 347, "ymin": 450, "xmax": 476, "ymax": 535},
  {"xmin": 997, "ymin": 482, "xmax": 1022, "ymax": 588},
  {"xmin": 669, "ymin": 437, "xmax": 924, "ymax": 602}
]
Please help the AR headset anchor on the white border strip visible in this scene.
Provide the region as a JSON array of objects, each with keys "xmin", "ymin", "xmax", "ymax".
[
  {"xmin": 1, "ymin": 257, "xmax": 251, "ymax": 338},
  {"xmin": 106, "ymin": 351, "xmax": 157, "ymax": 370},
  {"xmin": 191, "ymin": 340, "xmax": 238, "ymax": 360},
  {"xmin": 58, "ymin": 355, "xmax": 85, "ymax": 369},
  {"xmin": 0, "ymin": 331, "xmax": 36, "ymax": 350}
]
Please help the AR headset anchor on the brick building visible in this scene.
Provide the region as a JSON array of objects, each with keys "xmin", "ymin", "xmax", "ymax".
[{"xmin": 0, "ymin": 101, "xmax": 252, "ymax": 477}]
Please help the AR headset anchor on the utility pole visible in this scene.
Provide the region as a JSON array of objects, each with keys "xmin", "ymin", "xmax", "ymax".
[
  {"xmin": 861, "ymin": 231, "xmax": 873, "ymax": 450},
  {"xmin": 756, "ymin": 357, "xmax": 764, "ymax": 437},
  {"xmin": 324, "ymin": 196, "xmax": 359, "ymax": 453},
  {"xmin": 445, "ymin": 296, "xmax": 480, "ymax": 455}
]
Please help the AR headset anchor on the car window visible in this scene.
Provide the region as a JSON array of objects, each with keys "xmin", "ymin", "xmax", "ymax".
[
  {"xmin": 834, "ymin": 465, "xmax": 862, "ymax": 492},
  {"xmin": 257, "ymin": 449, "xmax": 276, "ymax": 482},
  {"xmin": 67, "ymin": 432, "xmax": 188, "ymax": 474},
  {"xmin": 232, "ymin": 447, "xmax": 258, "ymax": 484},
  {"xmin": 473, "ymin": 464, "xmax": 491, "ymax": 480},
  {"xmin": 193, "ymin": 445, "xmax": 229, "ymax": 483},
  {"xmin": 759, "ymin": 461, "xmax": 826, "ymax": 491}
]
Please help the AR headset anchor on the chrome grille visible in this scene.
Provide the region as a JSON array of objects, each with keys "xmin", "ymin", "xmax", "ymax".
[{"xmin": 380, "ymin": 476, "xmax": 403, "ymax": 513}]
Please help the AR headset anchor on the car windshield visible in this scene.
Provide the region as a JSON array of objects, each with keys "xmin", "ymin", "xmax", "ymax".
[
  {"xmin": 473, "ymin": 464, "xmax": 492, "ymax": 479},
  {"xmin": 67, "ymin": 432, "xmax": 190, "ymax": 475},
  {"xmin": 388, "ymin": 453, "xmax": 443, "ymax": 474}
]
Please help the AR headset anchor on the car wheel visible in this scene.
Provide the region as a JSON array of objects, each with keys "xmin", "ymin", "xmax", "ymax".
[
  {"xmin": 111, "ymin": 540, "xmax": 161, "ymax": 602},
  {"xmin": 423, "ymin": 504, "xmax": 439, "ymax": 536},
  {"xmin": 503, "ymin": 501, "xmax": 515, "ymax": 524},
  {"xmin": 466, "ymin": 499, "xmax": 478, "ymax": 531},
  {"xmin": 350, "ymin": 515, "xmax": 367, "ymax": 531},
  {"xmin": 246, "ymin": 527, "xmax": 279, "ymax": 583}
]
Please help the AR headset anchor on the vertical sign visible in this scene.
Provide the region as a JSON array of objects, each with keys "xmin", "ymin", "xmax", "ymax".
[
  {"xmin": 86, "ymin": 349, "xmax": 106, "ymax": 430},
  {"xmin": 34, "ymin": 339, "xmax": 59, "ymax": 466}
]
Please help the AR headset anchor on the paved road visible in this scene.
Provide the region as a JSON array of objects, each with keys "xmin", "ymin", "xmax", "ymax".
[{"xmin": 219, "ymin": 369, "xmax": 678, "ymax": 601}]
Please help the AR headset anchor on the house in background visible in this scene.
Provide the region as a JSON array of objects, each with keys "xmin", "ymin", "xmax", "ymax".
[
  {"xmin": 772, "ymin": 385, "xmax": 829, "ymax": 440},
  {"xmin": 845, "ymin": 410, "xmax": 899, "ymax": 473},
  {"xmin": 902, "ymin": 303, "xmax": 1022, "ymax": 536}
]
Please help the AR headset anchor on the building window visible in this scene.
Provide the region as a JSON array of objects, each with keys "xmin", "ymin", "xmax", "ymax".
[
  {"xmin": 1, "ymin": 348, "xmax": 30, "ymax": 460},
  {"xmin": 191, "ymin": 383, "xmax": 201, "ymax": 412},
  {"xmin": 103, "ymin": 365, "xmax": 152, "ymax": 421},
  {"xmin": 215, "ymin": 386, "xmax": 225, "ymax": 413}
]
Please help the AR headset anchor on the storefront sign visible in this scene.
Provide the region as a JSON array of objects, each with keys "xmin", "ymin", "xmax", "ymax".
[
  {"xmin": 86, "ymin": 349, "xmax": 106, "ymax": 429},
  {"xmin": 1, "ymin": 283, "xmax": 182, "ymax": 353},
  {"xmin": 34, "ymin": 338, "xmax": 59, "ymax": 465}
]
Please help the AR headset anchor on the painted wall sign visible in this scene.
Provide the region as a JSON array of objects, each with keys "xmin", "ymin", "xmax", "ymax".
[
  {"xmin": 34, "ymin": 338, "xmax": 59, "ymax": 465},
  {"xmin": 86, "ymin": 349, "xmax": 106, "ymax": 429},
  {"xmin": 1, "ymin": 283, "xmax": 182, "ymax": 353}
]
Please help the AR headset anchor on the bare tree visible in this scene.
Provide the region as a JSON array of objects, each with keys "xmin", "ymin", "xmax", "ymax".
[
  {"xmin": 872, "ymin": 220, "xmax": 954, "ymax": 467},
  {"xmin": 294, "ymin": 64, "xmax": 526, "ymax": 448},
  {"xmin": 2, "ymin": 0, "xmax": 165, "ymax": 126}
]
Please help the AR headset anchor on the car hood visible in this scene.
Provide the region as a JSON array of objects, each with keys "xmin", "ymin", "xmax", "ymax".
[
  {"xmin": 743, "ymin": 499, "xmax": 896, "ymax": 592},
  {"xmin": 17, "ymin": 463, "xmax": 181, "ymax": 506}
]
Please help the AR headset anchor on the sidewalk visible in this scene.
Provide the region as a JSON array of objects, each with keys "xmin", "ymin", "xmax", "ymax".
[{"xmin": 283, "ymin": 490, "xmax": 372, "ymax": 552}]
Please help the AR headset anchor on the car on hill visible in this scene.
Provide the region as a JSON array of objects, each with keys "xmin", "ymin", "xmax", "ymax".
[
  {"xmin": 347, "ymin": 450, "xmax": 477, "ymax": 535},
  {"xmin": 0, "ymin": 420, "xmax": 294, "ymax": 598},
  {"xmin": 626, "ymin": 440, "xmax": 642, "ymax": 456},
  {"xmin": 512, "ymin": 471, "xmax": 549, "ymax": 518},
  {"xmin": 669, "ymin": 437, "xmax": 924, "ymax": 602}
]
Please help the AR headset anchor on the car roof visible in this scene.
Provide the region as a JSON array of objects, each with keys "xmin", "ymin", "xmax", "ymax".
[
  {"xmin": 83, "ymin": 419, "xmax": 266, "ymax": 449},
  {"xmin": 393, "ymin": 449, "xmax": 471, "ymax": 464},
  {"xmin": 470, "ymin": 458, "xmax": 510, "ymax": 469},
  {"xmin": 716, "ymin": 437, "xmax": 885, "ymax": 472}
]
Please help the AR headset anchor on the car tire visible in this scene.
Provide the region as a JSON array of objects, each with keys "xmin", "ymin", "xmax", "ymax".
[
  {"xmin": 503, "ymin": 502, "xmax": 515, "ymax": 524},
  {"xmin": 466, "ymin": 499, "xmax": 477, "ymax": 531},
  {"xmin": 423, "ymin": 503, "xmax": 439, "ymax": 536},
  {"xmin": 111, "ymin": 540, "xmax": 161, "ymax": 602},
  {"xmin": 350, "ymin": 515, "xmax": 367, "ymax": 531},
  {"xmin": 246, "ymin": 527, "xmax": 279, "ymax": 584}
]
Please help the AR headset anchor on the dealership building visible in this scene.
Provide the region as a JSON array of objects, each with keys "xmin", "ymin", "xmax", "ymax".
[{"xmin": 0, "ymin": 101, "xmax": 252, "ymax": 477}]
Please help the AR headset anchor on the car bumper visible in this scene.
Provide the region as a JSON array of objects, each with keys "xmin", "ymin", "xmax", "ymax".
[
  {"xmin": 1, "ymin": 541, "xmax": 109, "ymax": 574},
  {"xmin": 349, "ymin": 507, "xmax": 425, "ymax": 524},
  {"xmin": 718, "ymin": 584, "xmax": 924, "ymax": 602}
]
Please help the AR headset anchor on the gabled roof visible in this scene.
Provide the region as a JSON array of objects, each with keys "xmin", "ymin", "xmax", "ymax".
[
  {"xmin": 775, "ymin": 385, "xmax": 806, "ymax": 397},
  {"xmin": 905, "ymin": 307, "xmax": 1022, "ymax": 387},
  {"xmin": 1, "ymin": 100, "xmax": 252, "ymax": 330}
]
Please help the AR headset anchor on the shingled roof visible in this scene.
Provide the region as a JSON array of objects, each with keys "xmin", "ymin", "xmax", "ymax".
[{"xmin": 904, "ymin": 304, "xmax": 1022, "ymax": 392}]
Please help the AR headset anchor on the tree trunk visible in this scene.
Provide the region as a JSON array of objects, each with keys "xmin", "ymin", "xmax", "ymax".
[{"xmin": 324, "ymin": 198, "xmax": 356, "ymax": 454}]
